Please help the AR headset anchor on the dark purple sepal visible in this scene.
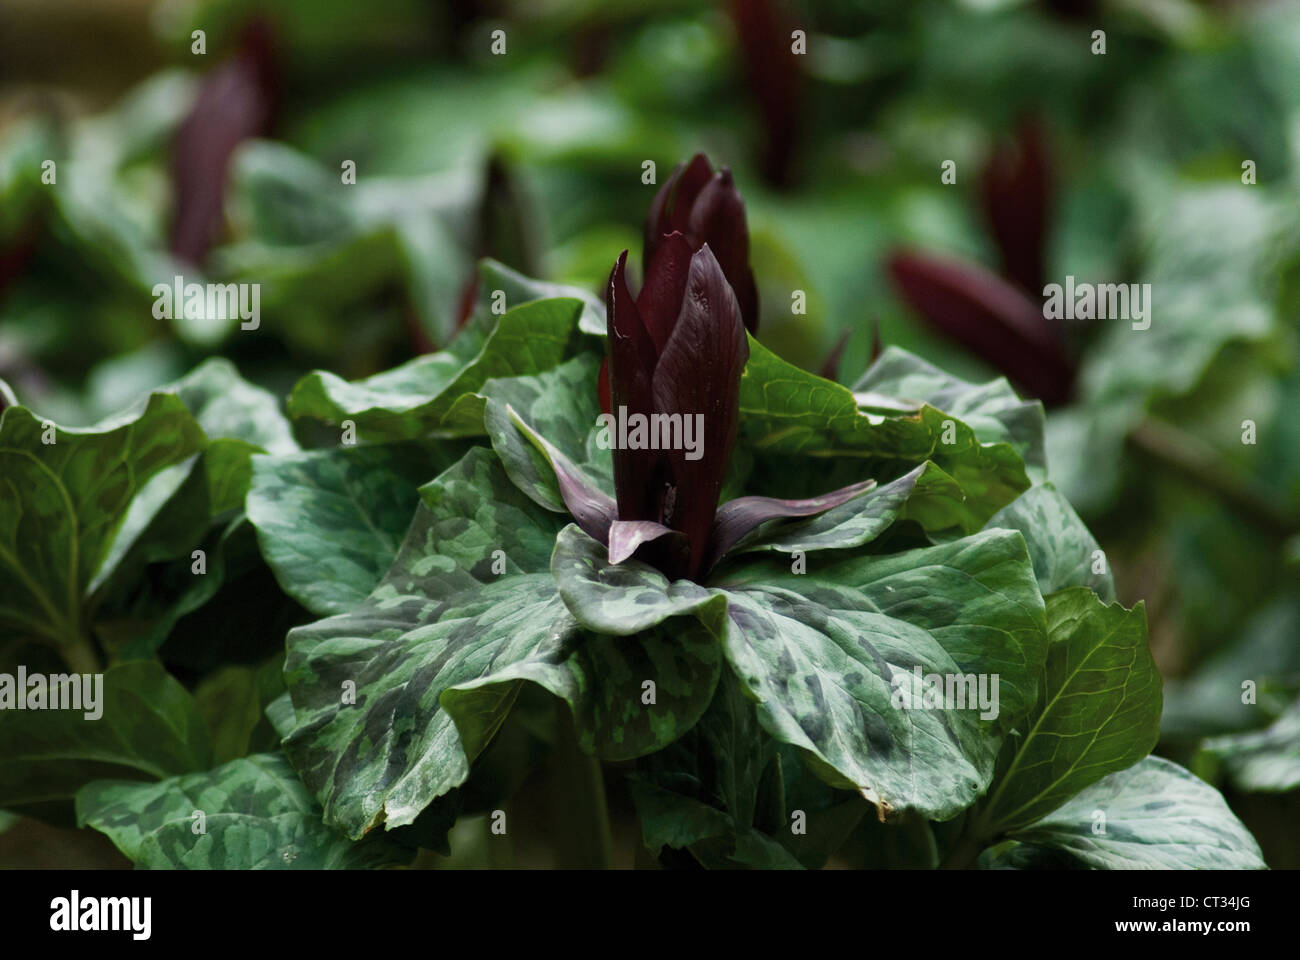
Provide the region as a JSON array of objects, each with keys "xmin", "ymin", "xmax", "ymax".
[{"xmin": 703, "ymin": 478, "xmax": 876, "ymax": 573}]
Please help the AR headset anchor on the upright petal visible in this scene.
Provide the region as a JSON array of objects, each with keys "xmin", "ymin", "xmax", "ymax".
[
  {"xmin": 636, "ymin": 231, "xmax": 694, "ymax": 353},
  {"xmin": 687, "ymin": 168, "xmax": 759, "ymax": 331},
  {"xmin": 606, "ymin": 251, "xmax": 663, "ymax": 521},
  {"xmin": 644, "ymin": 153, "xmax": 714, "ymax": 269},
  {"xmin": 650, "ymin": 244, "xmax": 749, "ymax": 579}
]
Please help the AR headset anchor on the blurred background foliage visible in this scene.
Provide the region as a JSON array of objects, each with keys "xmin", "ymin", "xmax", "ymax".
[{"xmin": 1, "ymin": 0, "xmax": 1298, "ymax": 867}]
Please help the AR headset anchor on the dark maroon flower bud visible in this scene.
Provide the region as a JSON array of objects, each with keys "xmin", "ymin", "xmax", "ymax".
[
  {"xmin": 887, "ymin": 251, "xmax": 1074, "ymax": 406},
  {"xmin": 603, "ymin": 240, "xmax": 748, "ymax": 579},
  {"xmin": 549, "ymin": 242, "xmax": 875, "ymax": 583},
  {"xmin": 644, "ymin": 154, "xmax": 759, "ymax": 335}
]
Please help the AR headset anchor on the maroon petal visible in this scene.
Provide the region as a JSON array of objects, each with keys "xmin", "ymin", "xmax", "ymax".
[
  {"xmin": 687, "ymin": 168, "xmax": 758, "ymax": 331},
  {"xmin": 887, "ymin": 250, "xmax": 1074, "ymax": 406},
  {"xmin": 597, "ymin": 357, "xmax": 612, "ymax": 416},
  {"xmin": 650, "ymin": 244, "xmax": 749, "ymax": 580},
  {"xmin": 704, "ymin": 479, "xmax": 876, "ymax": 573},
  {"xmin": 644, "ymin": 153, "xmax": 713, "ymax": 267},
  {"xmin": 606, "ymin": 250, "xmax": 663, "ymax": 521},
  {"xmin": 635, "ymin": 231, "xmax": 694, "ymax": 353}
]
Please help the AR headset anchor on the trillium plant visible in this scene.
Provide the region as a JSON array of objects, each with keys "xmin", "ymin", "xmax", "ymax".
[{"xmin": 0, "ymin": 154, "xmax": 1265, "ymax": 871}]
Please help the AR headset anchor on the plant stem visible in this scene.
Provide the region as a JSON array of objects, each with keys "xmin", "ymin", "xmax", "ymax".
[
  {"xmin": 1127, "ymin": 417, "xmax": 1300, "ymax": 537},
  {"xmin": 61, "ymin": 631, "xmax": 101, "ymax": 675},
  {"xmin": 551, "ymin": 700, "xmax": 614, "ymax": 869}
]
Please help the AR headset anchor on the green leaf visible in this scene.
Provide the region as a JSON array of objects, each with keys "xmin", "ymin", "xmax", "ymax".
[
  {"xmin": 160, "ymin": 358, "xmax": 299, "ymax": 454},
  {"xmin": 0, "ymin": 394, "xmax": 206, "ymax": 651},
  {"xmin": 481, "ymin": 352, "xmax": 611, "ymax": 511},
  {"xmin": 282, "ymin": 448, "xmax": 721, "ymax": 838},
  {"xmin": 629, "ymin": 670, "xmax": 849, "ymax": 870},
  {"xmin": 472, "ymin": 259, "xmax": 606, "ymax": 338},
  {"xmin": 854, "ymin": 346, "xmax": 1046, "ymax": 477},
  {"xmin": 194, "ymin": 660, "xmax": 287, "ymax": 765},
  {"xmin": 0, "ymin": 660, "xmax": 213, "ymax": 824},
  {"xmin": 986, "ymin": 756, "xmax": 1266, "ymax": 870},
  {"xmin": 738, "ymin": 337, "xmax": 1029, "ymax": 528},
  {"xmin": 287, "ymin": 297, "xmax": 586, "ymax": 442},
  {"xmin": 986, "ymin": 483, "xmax": 1116, "ymax": 602},
  {"xmin": 77, "ymin": 752, "xmax": 412, "ymax": 869},
  {"xmin": 712, "ymin": 529, "xmax": 1045, "ymax": 821},
  {"xmin": 1200, "ymin": 695, "xmax": 1300, "ymax": 793},
  {"xmin": 552, "ymin": 525, "xmax": 721, "ymax": 635},
  {"xmin": 246, "ymin": 440, "xmax": 465, "ymax": 617},
  {"xmin": 977, "ymin": 588, "xmax": 1161, "ymax": 836}
]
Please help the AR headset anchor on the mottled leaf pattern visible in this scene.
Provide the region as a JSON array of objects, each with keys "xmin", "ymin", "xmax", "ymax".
[
  {"xmin": 738, "ymin": 337, "xmax": 1029, "ymax": 524},
  {"xmin": 246, "ymin": 440, "xmax": 464, "ymax": 616},
  {"xmin": 986, "ymin": 756, "xmax": 1266, "ymax": 869},
  {"xmin": 78, "ymin": 752, "xmax": 411, "ymax": 869},
  {"xmin": 552, "ymin": 524, "xmax": 722, "ymax": 635},
  {"xmin": 712, "ymin": 529, "xmax": 1045, "ymax": 821},
  {"xmin": 283, "ymin": 448, "xmax": 721, "ymax": 838},
  {"xmin": 986, "ymin": 483, "xmax": 1116, "ymax": 602}
]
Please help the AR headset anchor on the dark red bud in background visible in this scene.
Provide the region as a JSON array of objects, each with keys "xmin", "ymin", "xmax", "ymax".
[
  {"xmin": 980, "ymin": 117, "xmax": 1051, "ymax": 297},
  {"xmin": 887, "ymin": 250, "xmax": 1074, "ymax": 406},
  {"xmin": 170, "ymin": 20, "xmax": 277, "ymax": 265}
]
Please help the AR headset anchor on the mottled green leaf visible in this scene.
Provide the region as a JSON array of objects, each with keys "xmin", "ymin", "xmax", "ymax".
[
  {"xmin": 161, "ymin": 358, "xmax": 299, "ymax": 454},
  {"xmin": 738, "ymin": 337, "xmax": 1029, "ymax": 525},
  {"xmin": 1200, "ymin": 696, "xmax": 1300, "ymax": 793},
  {"xmin": 0, "ymin": 394, "xmax": 206, "ymax": 650},
  {"xmin": 977, "ymin": 588, "xmax": 1161, "ymax": 836},
  {"xmin": 986, "ymin": 756, "xmax": 1266, "ymax": 870},
  {"xmin": 246, "ymin": 440, "xmax": 464, "ymax": 616},
  {"xmin": 287, "ymin": 297, "xmax": 585, "ymax": 442},
  {"xmin": 283, "ymin": 448, "xmax": 721, "ymax": 838},
  {"xmin": 0, "ymin": 661, "xmax": 212, "ymax": 824},
  {"xmin": 854, "ymin": 346, "xmax": 1046, "ymax": 476},
  {"xmin": 552, "ymin": 525, "xmax": 721, "ymax": 635},
  {"xmin": 77, "ymin": 752, "xmax": 411, "ymax": 869},
  {"xmin": 712, "ymin": 529, "xmax": 1045, "ymax": 821},
  {"xmin": 986, "ymin": 483, "xmax": 1116, "ymax": 602}
]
